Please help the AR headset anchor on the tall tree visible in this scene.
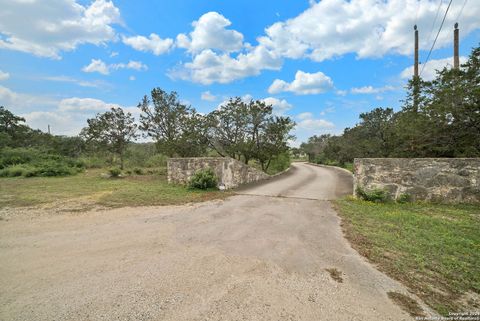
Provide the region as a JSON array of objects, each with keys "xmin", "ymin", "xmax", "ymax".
[
  {"xmin": 81, "ymin": 107, "xmax": 137, "ymax": 169},
  {"xmin": 138, "ymin": 88, "xmax": 207, "ymax": 157}
]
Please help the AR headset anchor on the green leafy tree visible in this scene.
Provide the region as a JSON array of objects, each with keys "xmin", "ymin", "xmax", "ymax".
[
  {"xmin": 138, "ymin": 88, "xmax": 207, "ymax": 157},
  {"xmin": 81, "ymin": 107, "xmax": 137, "ymax": 169}
]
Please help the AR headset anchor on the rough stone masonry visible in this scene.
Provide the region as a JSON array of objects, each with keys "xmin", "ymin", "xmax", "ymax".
[
  {"xmin": 354, "ymin": 158, "xmax": 480, "ymax": 203},
  {"xmin": 167, "ymin": 157, "xmax": 270, "ymax": 189}
]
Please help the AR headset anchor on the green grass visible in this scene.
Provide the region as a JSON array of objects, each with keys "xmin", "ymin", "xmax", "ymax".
[
  {"xmin": 335, "ymin": 198, "xmax": 480, "ymax": 315},
  {"xmin": 0, "ymin": 169, "xmax": 228, "ymax": 209}
]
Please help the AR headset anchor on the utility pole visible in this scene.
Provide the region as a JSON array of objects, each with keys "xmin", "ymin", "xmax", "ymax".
[
  {"xmin": 414, "ymin": 25, "xmax": 419, "ymax": 77},
  {"xmin": 454, "ymin": 22, "xmax": 459, "ymax": 69},
  {"xmin": 413, "ymin": 25, "xmax": 419, "ymax": 112},
  {"xmin": 48, "ymin": 124, "xmax": 51, "ymax": 135}
]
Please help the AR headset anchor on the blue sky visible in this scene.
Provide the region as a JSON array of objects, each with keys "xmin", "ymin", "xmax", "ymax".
[{"xmin": 0, "ymin": 0, "xmax": 479, "ymax": 145}]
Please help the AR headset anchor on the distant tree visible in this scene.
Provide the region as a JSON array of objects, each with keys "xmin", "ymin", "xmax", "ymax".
[
  {"xmin": 207, "ymin": 97, "xmax": 248, "ymax": 159},
  {"xmin": 208, "ymin": 97, "xmax": 294, "ymax": 166},
  {"xmin": 81, "ymin": 107, "xmax": 137, "ymax": 169},
  {"xmin": 256, "ymin": 116, "xmax": 295, "ymax": 170},
  {"xmin": 138, "ymin": 88, "xmax": 207, "ymax": 157}
]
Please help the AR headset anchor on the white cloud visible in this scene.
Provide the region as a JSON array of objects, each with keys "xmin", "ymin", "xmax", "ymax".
[
  {"xmin": 171, "ymin": 46, "xmax": 281, "ymax": 85},
  {"xmin": 122, "ymin": 33, "xmax": 174, "ymax": 55},
  {"xmin": 176, "ymin": 12, "xmax": 244, "ymax": 53},
  {"xmin": 268, "ymin": 70, "xmax": 333, "ymax": 95},
  {"xmin": 201, "ymin": 91, "xmax": 217, "ymax": 101},
  {"xmin": 0, "ymin": 0, "xmax": 122, "ymax": 59},
  {"xmin": 42, "ymin": 75, "xmax": 107, "ymax": 88},
  {"xmin": 82, "ymin": 59, "xmax": 148, "ymax": 75},
  {"xmin": 171, "ymin": 11, "xmax": 282, "ymax": 85},
  {"xmin": 295, "ymin": 112, "xmax": 334, "ymax": 131},
  {"xmin": 258, "ymin": 0, "xmax": 480, "ymax": 62},
  {"xmin": 262, "ymin": 97, "xmax": 293, "ymax": 115},
  {"xmin": 0, "ymin": 85, "xmax": 58, "ymax": 112},
  {"xmin": 82, "ymin": 59, "xmax": 109, "ymax": 75},
  {"xmin": 0, "ymin": 70, "xmax": 10, "ymax": 81},
  {"xmin": 129, "ymin": 75, "xmax": 136, "ymax": 81},
  {"xmin": 400, "ymin": 56, "xmax": 468, "ymax": 81},
  {"xmin": 0, "ymin": 85, "xmax": 138, "ymax": 136},
  {"xmin": 350, "ymin": 85, "xmax": 396, "ymax": 94},
  {"xmin": 58, "ymin": 97, "xmax": 117, "ymax": 112},
  {"xmin": 111, "ymin": 60, "xmax": 148, "ymax": 71}
]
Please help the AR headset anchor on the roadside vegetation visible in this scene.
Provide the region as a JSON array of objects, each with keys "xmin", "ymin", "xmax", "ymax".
[
  {"xmin": 301, "ymin": 45, "xmax": 480, "ymax": 166},
  {"xmin": 0, "ymin": 168, "xmax": 228, "ymax": 210},
  {"xmin": 335, "ymin": 198, "xmax": 480, "ymax": 315},
  {"xmin": 0, "ymin": 91, "xmax": 294, "ymax": 209}
]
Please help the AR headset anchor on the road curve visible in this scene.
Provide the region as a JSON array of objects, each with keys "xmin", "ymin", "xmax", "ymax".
[
  {"xmin": 0, "ymin": 163, "xmax": 425, "ymax": 321},
  {"xmin": 238, "ymin": 162, "xmax": 353, "ymax": 200}
]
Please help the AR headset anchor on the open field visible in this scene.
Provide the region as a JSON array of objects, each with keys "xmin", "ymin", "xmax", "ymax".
[
  {"xmin": 0, "ymin": 169, "xmax": 228, "ymax": 212},
  {"xmin": 335, "ymin": 198, "xmax": 480, "ymax": 315}
]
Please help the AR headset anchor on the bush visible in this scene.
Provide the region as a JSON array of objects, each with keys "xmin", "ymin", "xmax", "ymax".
[
  {"xmin": 0, "ymin": 165, "xmax": 29, "ymax": 177},
  {"xmin": 189, "ymin": 169, "xmax": 218, "ymax": 190},
  {"xmin": 133, "ymin": 167, "xmax": 144, "ymax": 175},
  {"xmin": 0, "ymin": 148, "xmax": 40, "ymax": 169},
  {"xmin": 397, "ymin": 193, "xmax": 412, "ymax": 203},
  {"xmin": 109, "ymin": 167, "xmax": 122, "ymax": 178},
  {"xmin": 145, "ymin": 154, "xmax": 167, "ymax": 168},
  {"xmin": 356, "ymin": 186, "xmax": 391, "ymax": 203},
  {"xmin": 267, "ymin": 152, "xmax": 291, "ymax": 175}
]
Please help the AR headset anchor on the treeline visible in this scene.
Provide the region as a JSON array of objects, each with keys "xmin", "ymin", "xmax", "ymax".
[
  {"xmin": 302, "ymin": 44, "xmax": 480, "ymax": 165},
  {"xmin": 0, "ymin": 91, "xmax": 294, "ymax": 177}
]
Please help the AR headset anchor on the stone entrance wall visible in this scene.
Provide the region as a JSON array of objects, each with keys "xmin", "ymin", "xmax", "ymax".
[
  {"xmin": 167, "ymin": 157, "xmax": 270, "ymax": 189},
  {"xmin": 354, "ymin": 158, "xmax": 480, "ymax": 203}
]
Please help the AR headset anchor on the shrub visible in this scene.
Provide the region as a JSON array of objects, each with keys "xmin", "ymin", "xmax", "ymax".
[
  {"xmin": 133, "ymin": 167, "xmax": 144, "ymax": 175},
  {"xmin": 356, "ymin": 186, "xmax": 391, "ymax": 203},
  {"xmin": 189, "ymin": 168, "xmax": 218, "ymax": 190},
  {"xmin": 145, "ymin": 154, "xmax": 167, "ymax": 168},
  {"xmin": 109, "ymin": 167, "xmax": 122, "ymax": 178},
  {"xmin": 35, "ymin": 161, "xmax": 79, "ymax": 177},
  {"xmin": 397, "ymin": 193, "xmax": 412, "ymax": 203},
  {"xmin": 0, "ymin": 165, "xmax": 29, "ymax": 177}
]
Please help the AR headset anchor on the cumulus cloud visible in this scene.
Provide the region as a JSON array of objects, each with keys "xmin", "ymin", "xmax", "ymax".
[
  {"xmin": 201, "ymin": 91, "xmax": 217, "ymax": 101},
  {"xmin": 400, "ymin": 56, "xmax": 468, "ymax": 81},
  {"xmin": 296, "ymin": 111, "xmax": 334, "ymax": 130},
  {"xmin": 170, "ymin": 46, "xmax": 281, "ymax": 85},
  {"xmin": 0, "ymin": 70, "xmax": 10, "ymax": 81},
  {"xmin": 258, "ymin": 0, "xmax": 480, "ymax": 62},
  {"xmin": 176, "ymin": 12, "xmax": 244, "ymax": 53},
  {"xmin": 82, "ymin": 59, "xmax": 110, "ymax": 75},
  {"xmin": 171, "ymin": 11, "xmax": 282, "ymax": 85},
  {"xmin": 262, "ymin": 97, "xmax": 293, "ymax": 115},
  {"xmin": 122, "ymin": 33, "xmax": 174, "ymax": 55},
  {"xmin": 82, "ymin": 59, "xmax": 148, "ymax": 75},
  {"xmin": 0, "ymin": 0, "xmax": 122, "ymax": 59},
  {"xmin": 268, "ymin": 70, "xmax": 333, "ymax": 95},
  {"xmin": 0, "ymin": 85, "xmax": 57, "ymax": 112},
  {"xmin": 58, "ymin": 97, "xmax": 117, "ymax": 112}
]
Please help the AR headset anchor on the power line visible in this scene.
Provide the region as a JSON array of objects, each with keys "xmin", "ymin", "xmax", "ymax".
[
  {"xmin": 420, "ymin": 0, "xmax": 454, "ymax": 77},
  {"xmin": 456, "ymin": 0, "xmax": 467, "ymax": 22},
  {"xmin": 426, "ymin": 0, "xmax": 444, "ymax": 47}
]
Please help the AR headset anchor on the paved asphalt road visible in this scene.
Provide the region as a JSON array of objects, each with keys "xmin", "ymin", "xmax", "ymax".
[{"xmin": 0, "ymin": 163, "xmax": 421, "ymax": 321}]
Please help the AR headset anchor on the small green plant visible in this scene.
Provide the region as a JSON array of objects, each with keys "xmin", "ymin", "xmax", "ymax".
[
  {"xmin": 397, "ymin": 193, "xmax": 412, "ymax": 203},
  {"xmin": 189, "ymin": 168, "xmax": 218, "ymax": 190},
  {"xmin": 356, "ymin": 186, "xmax": 391, "ymax": 203},
  {"xmin": 109, "ymin": 167, "xmax": 122, "ymax": 178},
  {"xmin": 133, "ymin": 167, "xmax": 144, "ymax": 175}
]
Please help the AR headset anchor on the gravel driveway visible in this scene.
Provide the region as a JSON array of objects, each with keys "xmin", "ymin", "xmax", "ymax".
[{"xmin": 0, "ymin": 163, "xmax": 417, "ymax": 320}]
